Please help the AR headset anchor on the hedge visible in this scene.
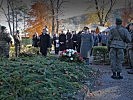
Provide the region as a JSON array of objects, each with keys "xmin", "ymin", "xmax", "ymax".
[
  {"xmin": 92, "ymin": 46, "xmax": 109, "ymax": 65},
  {"xmin": 0, "ymin": 52, "xmax": 99, "ymax": 99}
]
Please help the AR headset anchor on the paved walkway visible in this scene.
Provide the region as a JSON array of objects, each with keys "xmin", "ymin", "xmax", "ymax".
[{"xmin": 85, "ymin": 65, "xmax": 133, "ymax": 100}]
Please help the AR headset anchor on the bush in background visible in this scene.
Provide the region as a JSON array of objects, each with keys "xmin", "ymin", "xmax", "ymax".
[{"xmin": 92, "ymin": 46, "xmax": 109, "ymax": 65}]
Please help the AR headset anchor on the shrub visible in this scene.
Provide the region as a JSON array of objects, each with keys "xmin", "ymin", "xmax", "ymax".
[
  {"xmin": 92, "ymin": 46, "xmax": 109, "ymax": 64},
  {"xmin": 0, "ymin": 55, "xmax": 99, "ymax": 99}
]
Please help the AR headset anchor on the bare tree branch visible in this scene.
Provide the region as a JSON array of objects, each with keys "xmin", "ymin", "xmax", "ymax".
[{"xmin": 104, "ymin": 0, "xmax": 117, "ymax": 23}]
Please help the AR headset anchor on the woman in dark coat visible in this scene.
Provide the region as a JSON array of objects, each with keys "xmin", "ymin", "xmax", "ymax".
[
  {"xmin": 77, "ymin": 31, "xmax": 82, "ymax": 53},
  {"xmin": 32, "ymin": 32, "xmax": 39, "ymax": 47},
  {"xmin": 59, "ymin": 31, "xmax": 66, "ymax": 51},
  {"xmin": 66, "ymin": 30, "xmax": 73, "ymax": 49},
  {"xmin": 39, "ymin": 28, "xmax": 51, "ymax": 56}
]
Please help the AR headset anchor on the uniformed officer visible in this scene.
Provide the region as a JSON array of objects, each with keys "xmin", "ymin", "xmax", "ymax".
[
  {"xmin": 108, "ymin": 18, "xmax": 131, "ymax": 79},
  {"xmin": 127, "ymin": 23, "xmax": 133, "ymax": 74},
  {"xmin": 0, "ymin": 26, "xmax": 11, "ymax": 58},
  {"xmin": 80, "ymin": 27, "xmax": 94, "ymax": 65}
]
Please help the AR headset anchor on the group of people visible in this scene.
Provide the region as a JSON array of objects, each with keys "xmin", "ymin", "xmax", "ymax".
[
  {"xmin": 52, "ymin": 28, "xmax": 108, "ymax": 54},
  {"xmin": 32, "ymin": 19, "xmax": 133, "ymax": 80},
  {"xmin": 32, "ymin": 27, "xmax": 51, "ymax": 56},
  {"xmin": 32, "ymin": 25, "xmax": 109, "ymax": 66},
  {"xmin": 0, "ymin": 26, "xmax": 21, "ymax": 58},
  {"xmin": 0, "ymin": 18, "xmax": 133, "ymax": 80}
]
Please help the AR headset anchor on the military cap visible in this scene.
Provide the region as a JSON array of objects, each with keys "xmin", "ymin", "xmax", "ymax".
[
  {"xmin": 116, "ymin": 18, "xmax": 122, "ymax": 25},
  {"xmin": 83, "ymin": 26, "xmax": 89, "ymax": 30}
]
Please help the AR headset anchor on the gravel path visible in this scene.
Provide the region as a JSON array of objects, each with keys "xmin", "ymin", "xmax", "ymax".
[{"xmin": 84, "ymin": 65, "xmax": 133, "ymax": 100}]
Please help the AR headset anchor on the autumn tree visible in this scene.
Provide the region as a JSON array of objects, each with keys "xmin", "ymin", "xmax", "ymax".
[
  {"xmin": 87, "ymin": 0, "xmax": 117, "ymax": 26},
  {"xmin": 26, "ymin": 0, "xmax": 51, "ymax": 37}
]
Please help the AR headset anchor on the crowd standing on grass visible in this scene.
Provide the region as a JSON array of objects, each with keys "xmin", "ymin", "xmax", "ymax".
[{"xmin": 0, "ymin": 18, "xmax": 133, "ymax": 79}]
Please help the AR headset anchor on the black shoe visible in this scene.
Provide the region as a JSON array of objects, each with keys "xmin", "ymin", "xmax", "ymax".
[
  {"xmin": 111, "ymin": 72, "xmax": 117, "ymax": 79},
  {"xmin": 117, "ymin": 72, "xmax": 123, "ymax": 79},
  {"xmin": 127, "ymin": 69, "xmax": 133, "ymax": 74}
]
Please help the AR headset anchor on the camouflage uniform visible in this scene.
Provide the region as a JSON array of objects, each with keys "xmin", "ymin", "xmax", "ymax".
[
  {"xmin": 108, "ymin": 19, "xmax": 131, "ymax": 79},
  {"xmin": 127, "ymin": 30, "xmax": 133, "ymax": 67},
  {"xmin": 127, "ymin": 24, "xmax": 133, "ymax": 74},
  {"xmin": 0, "ymin": 30, "xmax": 11, "ymax": 58},
  {"xmin": 14, "ymin": 31, "xmax": 21, "ymax": 57}
]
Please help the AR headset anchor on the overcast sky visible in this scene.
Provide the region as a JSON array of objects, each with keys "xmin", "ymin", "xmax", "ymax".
[
  {"xmin": 60, "ymin": 0, "xmax": 129, "ymax": 19},
  {"xmin": 60, "ymin": 0, "xmax": 89, "ymax": 19}
]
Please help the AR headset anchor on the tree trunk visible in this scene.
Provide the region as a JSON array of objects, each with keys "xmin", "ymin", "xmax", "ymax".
[
  {"xmin": 94, "ymin": 0, "xmax": 103, "ymax": 26},
  {"xmin": 7, "ymin": 0, "xmax": 12, "ymax": 35},
  {"xmin": 50, "ymin": 0, "xmax": 55, "ymax": 35},
  {"xmin": 56, "ymin": 13, "xmax": 59, "ymax": 34},
  {"xmin": 52, "ymin": 10, "xmax": 55, "ymax": 35},
  {"xmin": 12, "ymin": 10, "xmax": 15, "ymax": 34},
  {"xmin": 15, "ymin": 13, "xmax": 18, "ymax": 31}
]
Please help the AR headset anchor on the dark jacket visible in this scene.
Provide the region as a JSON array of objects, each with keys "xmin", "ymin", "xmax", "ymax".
[
  {"xmin": 32, "ymin": 35, "xmax": 39, "ymax": 47},
  {"xmin": 59, "ymin": 33, "xmax": 66, "ymax": 51},
  {"xmin": 39, "ymin": 33, "xmax": 51, "ymax": 56},
  {"xmin": 66, "ymin": 32, "xmax": 73, "ymax": 49}
]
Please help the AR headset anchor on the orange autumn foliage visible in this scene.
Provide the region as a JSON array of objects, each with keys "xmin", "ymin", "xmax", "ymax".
[{"xmin": 26, "ymin": 0, "xmax": 52, "ymax": 38}]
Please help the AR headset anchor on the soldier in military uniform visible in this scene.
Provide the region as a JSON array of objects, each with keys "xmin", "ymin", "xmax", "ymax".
[
  {"xmin": 80, "ymin": 27, "xmax": 94, "ymax": 65},
  {"xmin": 126, "ymin": 23, "xmax": 133, "ymax": 74},
  {"xmin": 108, "ymin": 18, "xmax": 131, "ymax": 79},
  {"xmin": 0, "ymin": 26, "xmax": 11, "ymax": 58},
  {"xmin": 13, "ymin": 30, "xmax": 21, "ymax": 57}
]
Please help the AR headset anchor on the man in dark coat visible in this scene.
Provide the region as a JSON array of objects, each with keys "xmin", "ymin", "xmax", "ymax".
[
  {"xmin": 72, "ymin": 31, "xmax": 78, "ymax": 50},
  {"xmin": 66, "ymin": 30, "xmax": 73, "ymax": 49},
  {"xmin": 77, "ymin": 31, "xmax": 82, "ymax": 53},
  {"xmin": 39, "ymin": 28, "xmax": 51, "ymax": 56},
  {"xmin": 53, "ymin": 33, "xmax": 59, "ymax": 54},
  {"xmin": 59, "ymin": 31, "xmax": 66, "ymax": 51}
]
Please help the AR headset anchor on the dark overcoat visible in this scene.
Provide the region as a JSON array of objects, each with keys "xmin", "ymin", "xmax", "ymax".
[
  {"xmin": 39, "ymin": 33, "xmax": 51, "ymax": 56},
  {"xmin": 66, "ymin": 32, "xmax": 73, "ymax": 49},
  {"xmin": 59, "ymin": 33, "xmax": 66, "ymax": 51}
]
